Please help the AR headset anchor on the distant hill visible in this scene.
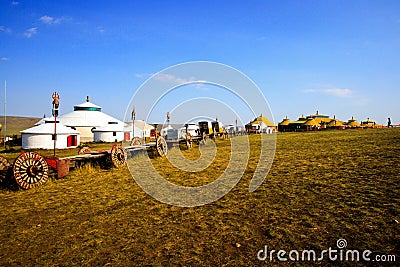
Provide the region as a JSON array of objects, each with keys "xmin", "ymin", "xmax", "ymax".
[{"xmin": 0, "ymin": 116, "xmax": 41, "ymax": 136}]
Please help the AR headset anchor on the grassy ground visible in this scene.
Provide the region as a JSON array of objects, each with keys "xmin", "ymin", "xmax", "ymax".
[{"xmin": 0, "ymin": 129, "xmax": 399, "ymax": 266}]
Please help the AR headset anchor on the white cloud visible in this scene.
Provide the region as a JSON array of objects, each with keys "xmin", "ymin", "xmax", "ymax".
[
  {"xmin": 39, "ymin": 15, "xmax": 55, "ymax": 24},
  {"xmin": 11, "ymin": 1, "xmax": 19, "ymax": 5},
  {"xmin": 0, "ymin": 57, "xmax": 9, "ymax": 61},
  {"xmin": 134, "ymin": 73, "xmax": 152, "ymax": 79},
  {"xmin": 39, "ymin": 15, "xmax": 67, "ymax": 25},
  {"xmin": 324, "ymin": 88, "xmax": 352, "ymax": 97},
  {"xmin": 23, "ymin": 27, "xmax": 38, "ymax": 38},
  {"xmin": 97, "ymin": 26, "xmax": 105, "ymax": 34},
  {"xmin": 303, "ymin": 88, "xmax": 353, "ymax": 97},
  {"xmin": 0, "ymin": 25, "xmax": 12, "ymax": 33},
  {"xmin": 154, "ymin": 73, "xmax": 197, "ymax": 84}
]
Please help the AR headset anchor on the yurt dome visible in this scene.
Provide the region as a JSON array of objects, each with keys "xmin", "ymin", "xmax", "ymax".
[
  {"xmin": 304, "ymin": 118, "xmax": 320, "ymax": 126},
  {"xmin": 279, "ymin": 116, "xmax": 291, "ymax": 126},
  {"xmin": 361, "ymin": 118, "xmax": 377, "ymax": 128},
  {"xmin": 58, "ymin": 96, "xmax": 123, "ymax": 142},
  {"xmin": 328, "ymin": 115, "xmax": 344, "ymax": 127},
  {"xmin": 21, "ymin": 118, "xmax": 80, "ymax": 149},
  {"xmin": 291, "ymin": 115, "xmax": 307, "ymax": 124},
  {"xmin": 347, "ymin": 116, "xmax": 360, "ymax": 128},
  {"xmin": 251, "ymin": 115, "xmax": 277, "ymax": 127}
]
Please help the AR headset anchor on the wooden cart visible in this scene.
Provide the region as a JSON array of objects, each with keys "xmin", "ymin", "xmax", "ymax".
[{"xmin": 0, "ymin": 144, "xmax": 126, "ymax": 190}]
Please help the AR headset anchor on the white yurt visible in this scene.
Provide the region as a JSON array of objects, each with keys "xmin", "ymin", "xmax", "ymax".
[
  {"xmin": 21, "ymin": 118, "xmax": 80, "ymax": 149},
  {"xmin": 92, "ymin": 122, "xmax": 124, "ymax": 142},
  {"xmin": 123, "ymin": 120, "xmax": 154, "ymax": 141},
  {"xmin": 58, "ymin": 96, "xmax": 123, "ymax": 142}
]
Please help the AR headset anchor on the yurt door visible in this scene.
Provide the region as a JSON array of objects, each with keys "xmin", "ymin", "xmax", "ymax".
[
  {"xmin": 124, "ymin": 132, "xmax": 130, "ymax": 141},
  {"xmin": 67, "ymin": 135, "xmax": 77, "ymax": 147}
]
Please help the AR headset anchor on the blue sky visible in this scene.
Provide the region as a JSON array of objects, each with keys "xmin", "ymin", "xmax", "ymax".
[{"xmin": 1, "ymin": 0, "xmax": 399, "ymax": 125}]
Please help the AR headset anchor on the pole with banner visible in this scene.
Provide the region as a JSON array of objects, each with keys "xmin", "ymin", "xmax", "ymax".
[
  {"xmin": 131, "ymin": 106, "xmax": 136, "ymax": 140},
  {"xmin": 52, "ymin": 92, "xmax": 60, "ymax": 157}
]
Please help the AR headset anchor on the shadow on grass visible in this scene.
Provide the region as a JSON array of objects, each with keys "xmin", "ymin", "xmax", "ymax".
[{"xmin": 0, "ymin": 168, "xmax": 20, "ymax": 191}]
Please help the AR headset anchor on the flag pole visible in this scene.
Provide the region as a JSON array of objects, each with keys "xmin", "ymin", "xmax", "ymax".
[
  {"xmin": 52, "ymin": 92, "xmax": 59, "ymax": 157},
  {"xmin": 4, "ymin": 80, "xmax": 6, "ymax": 149}
]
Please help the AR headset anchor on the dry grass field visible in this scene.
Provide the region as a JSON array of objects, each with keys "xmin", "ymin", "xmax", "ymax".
[
  {"xmin": 0, "ymin": 116, "xmax": 40, "ymax": 136},
  {"xmin": 0, "ymin": 129, "xmax": 399, "ymax": 266}
]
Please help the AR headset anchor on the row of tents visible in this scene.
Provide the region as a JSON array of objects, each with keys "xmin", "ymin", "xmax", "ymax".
[
  {"xmin": 21, "ymin": 97, "xmax": 154, "ymax": 149},
  {"xmin": 20, "ymin": 97, "xmax": 384, "ymax": 149},
  {"xmin": 278, "ymin": 111, "xmax": 383, "ymax": 132}
]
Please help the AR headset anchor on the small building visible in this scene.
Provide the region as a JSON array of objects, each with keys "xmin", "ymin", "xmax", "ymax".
[
  {"xmin": 123, "ymin": 120, "xmax": 154, "ymax": 141},
  {"xmin": 287, "ymin": 115, "xmax": 308, "ymax": 132},
  {"xmin": 346, "ymin": 116, "xmax": 361, "ymax": 128},
  {"xmin": 21, "ymin": 118, "xmax": 80, "ymax": 149},
  {"xmin": 361, "ymin": 118, "xmax": 381, "ymax": 128},
  {"xmin": 278, "ymin": 116, "xmax": 291, "ymax": 132},
  {"xmin": 92, "ymin": 121, "xmax": 125, "ymax": 142},
  {"xmin": 279, "ymin": 111, "xmax": 341, "ymax": 132},
  {"xmin": 246, "ymin": 115, "xmax": 277, "ymax": 134},
  {"xmin": 306, "ymin": 111, "xmax": 331, "ymax": 128},
  {"xmin": 327, "ymin": 115, "xmax": 345, "ymax": 130},
  {"xmin": 303, "ymin": 118, "xmax": 320, "ymax": 131}
]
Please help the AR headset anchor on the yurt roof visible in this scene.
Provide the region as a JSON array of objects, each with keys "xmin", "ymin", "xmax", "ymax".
[
  {"xmin": 347, "ymin": 121, "xmax": 360, "ymax": 127},
  {"xmin": 35, "ymin": 116, "xmax": 58, "ymax": 125},
  {"xmin": 251, "ymin": 115, "xmax": 277, "ymax": 127},
  {"xmin": 306, "ymin": 110, "xmax": 329, "ymax": 119},
  {"xmin": 304, "ymin": 118, "xmax": 320, "ymax": 126},
  {"xmin": 328, "ymin": 120, "xmax": 344, "ymax": 126},
  {"xmin": 279, "ymin": 116, "xmax": 291, "ymax": 126},
  {"xmin": 21, "ymin": 121, "xmax": 80, "ymax": 135},
  {"xmin": 56, "ymin": 97, "xmax": 122, "ymax": 127},
  {"xmin": 124, "ymin": 120, "xmax": 154, "ymax": 131},
  {"xmin": 59, "ymin": 111, "xmax": 122, "ymax": 127},
  {"xmin": 74, "ymin": 101, "xmax": 102, "ymax": 110},
  {"xmin": 92, "ymin": 122, "xmax": 124, "ymax": 132},
  {"xmin": 361, "ymin": 118, "xmax": 376, "ymax": 124},
  {"xmin": 347, "ymin": 117, "xmax": 360, "ymax": 127},
  {"xmin": 314, "ymin": 117, "xmax": 332, "ymax": 123},
  {"xmin": 291, "ymin": 115, "xmax": 307, "ymax": 124},
  {"xmin": 328, "ymin": 117, "xmax": 344, "ymax": 126}
]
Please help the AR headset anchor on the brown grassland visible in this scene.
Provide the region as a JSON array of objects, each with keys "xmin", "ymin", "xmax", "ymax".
[
  {"xmin": 0, "ymin": 129, "xmax": 399, "ymax": 266},
  {"xmin": 0, "ymin": 116, "xmax": 40, "ymax": 136}
]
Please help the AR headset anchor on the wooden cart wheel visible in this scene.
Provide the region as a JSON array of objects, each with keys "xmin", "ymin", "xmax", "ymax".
[
  {"xmin": 13, "ymin": 152, "xmax": 49, "ymax": 190},
  {"xmin": 156, "ymin": 136, "xmax": 168, "ymax": 157},
  {"xmin": 78, "ymin": 146, "xmax": 91, "ymax": 155},
  {"xmin": 111, "ymin": 144, "xmax": 126, "ymax": 167},
  {"xmin": 130, "ymin": 137, "xmax": 142, "ymax": 146}
]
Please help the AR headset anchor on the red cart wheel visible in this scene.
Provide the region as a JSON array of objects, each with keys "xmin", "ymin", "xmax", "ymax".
[
  {"xmin": 111, "ymin": 145, "xmax": 126, "ymax": 167},
  {"xmin": 156, "ymin": 136, "xmax": 168, "ymax": 157},
  {"xmin": 13, "ymin": 152, "xmax": 49, "ymax": 190}
]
